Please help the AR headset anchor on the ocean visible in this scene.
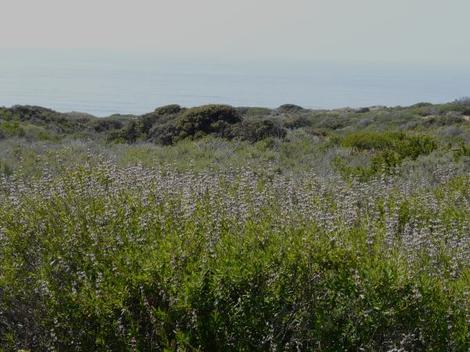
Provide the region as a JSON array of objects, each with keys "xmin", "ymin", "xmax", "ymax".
[{"xmin": 1, "ymin": 49, "xmax": 469, "ymax": 117}]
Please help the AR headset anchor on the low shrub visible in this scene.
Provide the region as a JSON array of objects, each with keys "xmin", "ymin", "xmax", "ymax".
[
  {"xmin": 337, "ymin": 132, "xmax": 437, "ymax": 179},
  {"xmin": 355, "ymin": 107, "xmax": 370, "ymax": 113},
  {"xmin": 0, "ymin": 121, "xmax": 25, "ymax": 138},
  {"xmin": 139, "ymin": 105, "xmax": 184, "ymax": 137},
  {"xmin": 341, "ymin": 131, "xmax": 399, "ymax": 151},
  {"xmin": 147, "ymin": 105, "xmax": 242, "ymax": 145},
  {"xmin": 175, "ymin": 105, "xmax": 241, "ymax": 136},
  {"xmin": 236, "ymin": 119, "xmax": 287, "ymax": 142},
  {"xmin": 277, "ymin": 104, "xmax": 305, "ymax": 113},
  {"xmin": 342, "ymin": 131, "xmax": 436, "ymax": 157},
  {"xmin": 282, "ymin": 115, "xmax": 311, "ymax": 129},
  {"xmin": 154, "ymin": 104, "xmax": 183, "ymax": 115},
  {"xmin": 93, "ymin": 119, "xmax": 124, "ymax": 133},
  {"xmin": 316, "ymin": 115, "xmax": 349, "ymax": 130}
]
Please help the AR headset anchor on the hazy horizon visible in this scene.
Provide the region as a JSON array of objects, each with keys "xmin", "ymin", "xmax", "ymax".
[
  {"xmin": 1, "ymin": 0, "xmax": 470, "ymax": 66},
  {"xmin": 1, "ymin": 48, "xmax": 469, "ymax": 116},
  {"xmin": 1, "ymin": 1, "xmax": 469, "ymax": 115}
]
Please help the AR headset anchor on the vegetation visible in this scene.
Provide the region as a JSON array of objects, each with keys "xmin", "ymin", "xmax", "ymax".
[
  {"xmin": 0, "ymin": 100, "xmax": 469, "ymax": 351},
  {"xmin": 334, "ymin": 131, "xmax": 438, "ymax": 180}
]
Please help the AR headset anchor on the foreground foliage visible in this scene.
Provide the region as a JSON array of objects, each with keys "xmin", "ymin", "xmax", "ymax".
[
  {"xmin": 0, "ymin": 159, "xmax": 469, "ymax": 351},
  {"xmin": 0, "ymin": 100, "xmax": 469, "ymax": 351}
]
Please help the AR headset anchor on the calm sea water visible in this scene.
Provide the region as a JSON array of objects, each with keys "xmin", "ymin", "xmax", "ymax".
[{"xmin": 1, "ymin": 49, "xmax": 469, "ymax": 117}]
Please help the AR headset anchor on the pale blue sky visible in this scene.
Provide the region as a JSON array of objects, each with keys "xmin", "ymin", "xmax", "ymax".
[{"xmin": 1, "ymin": 0, "xmax": 469, "ymax": 65}]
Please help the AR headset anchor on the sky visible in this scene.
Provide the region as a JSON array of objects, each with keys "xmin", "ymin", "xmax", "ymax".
[{"xmin": 1, "ymin": 0, "xmax": 469, "ymax": 65}]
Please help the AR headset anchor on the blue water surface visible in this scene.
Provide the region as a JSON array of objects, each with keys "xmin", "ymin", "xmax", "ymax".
[{"xmin": 0, "ymin": 49, "xmax": 469, "ymax": 116}]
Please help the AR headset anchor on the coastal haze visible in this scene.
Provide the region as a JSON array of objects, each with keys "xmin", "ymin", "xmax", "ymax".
[
  {"xmin": 1, "ymin": 51, "xmax": 469, "ymax": 117},
  {"xmin": 1, "ymin": 0, "xmax": 469, "ymax": 115}
]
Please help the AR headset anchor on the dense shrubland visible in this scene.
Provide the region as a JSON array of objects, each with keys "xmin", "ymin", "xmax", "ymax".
[
  {"xmin": 0, "ymin": 100, "xmax": 469, "ymax": 351},
  {"xmin": 1, "ymin": 99, "xmax": 469, "ymax": 146}
]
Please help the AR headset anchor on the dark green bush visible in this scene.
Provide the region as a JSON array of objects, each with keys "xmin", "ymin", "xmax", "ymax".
[
  {"xmin": 356, "ymin": 107, "xmax": 370, "ymax": 113},
  {"xmin": 138, "ymin": 105, "xmax": 184, "ymax": 138},
  {"xmin": 282, "ymin": 115, "xmax": 311, "ymax": 129},
  {"xmin": 138, "ymin": 115, "xmax": 159, "ymax": 137},
  {"xmin": 154, "ymin": 104, "xmax": 183, "ymax": 115},
  {"xmin": 411, "ymin": 102, "xmax": 433, "ymax": 108},
  {"xmin": 236, "ymin": 119, "xmax": 287, "ymax": 142},
  {"xmin": 317, "ymin": 115, "xmax": 348, "ymax": 130},
  {"xmin": 277, "ymin": 104, "xmax": 305, "ymax": 113},
  {"xmin": 121, "ymin": 120, "xmax": 140, "ymax": 144},
  {"xmin": 107, "ymin": 120, "xmax": 141, "ymax": 144},
  {"xmin": 148, "ymin": 105, "xmax": 241, "ymax": 145},
  {"xmin": 175, "ymin": 105, "xmax": 241, "ymax": 135},
  {"xmin": 148, "ymin": 124, "xmax": 180, "ymax": 145},
  {"xmin": 93, "ymin": 119, "xmax": 124, "ymax": 133}
]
